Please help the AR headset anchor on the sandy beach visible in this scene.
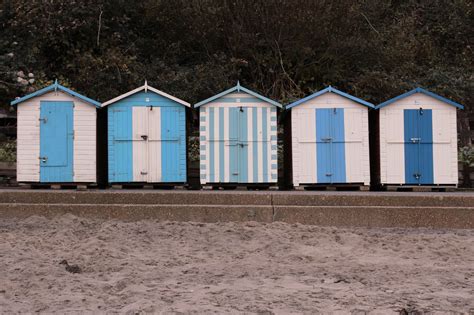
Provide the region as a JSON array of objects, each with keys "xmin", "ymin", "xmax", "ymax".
[{"xmin": 0, "ymin": 214, "xmax": 473, "ymax": 314}]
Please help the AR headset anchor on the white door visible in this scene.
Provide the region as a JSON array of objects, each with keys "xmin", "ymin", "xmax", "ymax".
[
  {"xmin": 147, "ymin": 107, "xmax": 162, "ymax": 182},
  {"xmin": 132, "ymin": 107, "xmax": 149, "ymax": 182}
]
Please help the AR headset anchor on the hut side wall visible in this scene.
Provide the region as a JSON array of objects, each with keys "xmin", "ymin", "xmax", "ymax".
[
  {"xmin": 16, "ymin": 91, "xmax": 97, "ymax": 183},
  {"xmin": 290, "ymin": 93, "xmax": 370, "ymax": 186},
  {"xmin": 199, "ymin": 92, "xmax": 278, "ymax": 184},
  {"xmin": 379, "ymin": 92, "xmax": 458, "ymax": 185}
]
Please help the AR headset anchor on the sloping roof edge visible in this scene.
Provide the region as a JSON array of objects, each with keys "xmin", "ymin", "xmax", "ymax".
[
  {"xmin": 376, "ymin": 87, "xmax": 464, "ymax": 109},
  {"xmin": 194, "ymin": 81, "xmax": 282, "ymax": 108},
  {"xmin": 286, "ymin": 86, "xmax": 374, "ymax": 109},
  {"xmin": 101, "ymin": 81, "xmax": 190, "ymax": 107},
  {"xmin": 11, "ymin": 80, "xmax": 101, "ymax": 107}
]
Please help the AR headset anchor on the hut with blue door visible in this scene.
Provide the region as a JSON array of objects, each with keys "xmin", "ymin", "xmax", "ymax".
[
  {"xmin": 376, "ymin": 87, "xmax": 463, "ymax": 186},
  {"xmin": 286, "ymin": 86, "xmax": 374, "ymax": 188},
  {"xmin": 102, "ymin": 81, "xmax": 190, "ymax": 185},
  {"xmin": 195, "ymin": 82, "xmax": 282, "ymax": 187},
  {"xmin": 11, "ymin": 80, "xmax": 100, "ymax": 184}
]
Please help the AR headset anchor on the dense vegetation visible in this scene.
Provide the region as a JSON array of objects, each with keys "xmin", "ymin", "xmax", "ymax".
[{"xmin": 0, "ymin": 0, "xmax": 472, "ymax": 144}]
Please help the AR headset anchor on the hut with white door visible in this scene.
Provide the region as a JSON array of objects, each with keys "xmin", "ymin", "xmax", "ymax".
[
  {"xmin": 11, "ymin": 80, "xmax": 100, "ymax": 185},
  {"xmin": 286, "ymin": 86, "xmax": 373, "ymax": 188},
  {"xmin": 376, "ymin": 87, "xmax": 463, "ymax": 187},
  {"xmin": 195, "ymin": 82, "xmax": 282, "ymax": 187},
  {"xmin": 102, "ymin": 82, "xmax": 190, "ymax": 185}
]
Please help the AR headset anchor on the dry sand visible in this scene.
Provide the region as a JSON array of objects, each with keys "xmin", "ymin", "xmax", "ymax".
[{"xmin": 0, "ymin": 214, "xmax": 473, "ymax": 314}]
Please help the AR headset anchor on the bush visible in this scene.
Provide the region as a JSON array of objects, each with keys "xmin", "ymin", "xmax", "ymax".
[{"xmin": 0, "ymin": 140, "xmax": 16, "ymax": 163}]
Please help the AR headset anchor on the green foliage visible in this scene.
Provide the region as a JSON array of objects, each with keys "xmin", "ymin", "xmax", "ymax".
[
  {"xmin": 0, "ymin": 140, "xmax": 16, "ymax": 162},
  {"xmin": 0, "ymin": 0, "xmax": 472, "ymax": 141},
  {"xmin": 459, "ymin": 146, "xmax": 474, "ymax": 167}
]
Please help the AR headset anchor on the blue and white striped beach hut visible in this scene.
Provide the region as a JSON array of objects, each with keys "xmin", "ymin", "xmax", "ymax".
[
  {"xmin": 287, "ymin": 86, "xmax": 374, "ymax": 187},
  {"xmin": 11, "ymin": 80, "xmax": 100, "ymax": 184},
  {"xmin": 102, "ymin": 81, "xmax": 190, "ymax": 184},
  {"xmin": 377, "ymin": 87, "xmax": 463, "ymax": 186},
  {"xmin": 196, "ymin": 82, "xmax": 282, "ymax": 186}
]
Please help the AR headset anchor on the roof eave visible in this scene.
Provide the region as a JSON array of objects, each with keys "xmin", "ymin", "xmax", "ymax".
[
  {"xmin": 376, "ymin": 87, "xmax": 464, "ymax": 110},
  {"xmin": 286, "ymin": 87, "xmax": 374, "ymax": 109}
]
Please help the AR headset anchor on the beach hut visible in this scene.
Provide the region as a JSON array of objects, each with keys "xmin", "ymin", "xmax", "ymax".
[
  {"xmin": 11, "ymin": 80, "xmax": 100, "ymax": 185},
  {"xmin": 102, "ymin": 81, "xmax": 190, "ymax": 185},
  {"xmin": 376, "ymin": 87, "xmax": 463, "ymax": 187},
  {"xmin": 286, "ymin": 86, "xmax": 374, "ymax": 188},
  {"xmin": 195, "ymin": 82, "xmax": 282, "ymax": 187}
]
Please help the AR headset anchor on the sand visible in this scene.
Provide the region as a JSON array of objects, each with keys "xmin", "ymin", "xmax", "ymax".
[{"xmin": 0, "ymin": 214, "xmax": 473, "ymax": 314}]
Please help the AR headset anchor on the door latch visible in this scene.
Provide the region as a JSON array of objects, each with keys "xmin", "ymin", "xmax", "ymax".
[
  {"xmin": 240, "ymin": 106, "xmax": 244, "ymax": 112},
  {"xmin": 141, "ymin": 135, "xmax": 148, "ymax": 140},
  {"xmin": 38, "ymin": 117, "xmax": 48, "ymax": 123},
  {"xmin": 39, "ymin": 156, "xmax": 48, "ymax": 163},
  {"xmin": 326, "ymin": 173, "xmax": 332, "ymax": 177},
  {"xmin": 419, "ymin": 107, "xmax": 424, "ymax": 115},
  {"xmin": 140, "ymin": 171, "xmax": 148, "ymax": 175},
  {"xmin": 414, "ymin": 173, "xmax": 421, "ymax": 179},
  {"xmin": 322, "ymin": 137, "xmax": 332, "ymax": 142},
  {"xmin": 410, "ymin": 137, "xmax": 421, "ymax": 143}
]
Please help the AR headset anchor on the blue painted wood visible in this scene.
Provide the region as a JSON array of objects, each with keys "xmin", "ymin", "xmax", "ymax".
[
  {"xmin": 316, "ymin": 108, "xmax": 346, "ymax": 184},
  {"xmin": 209, "ymin": 108, "xmax": 215, "ymax": 183},
  {"xmin": 12, "ymin": 81, "xmax": 100, "ymax": 107},
  {"xmin": 261, "ymin": 108, "xmax": 268, "ymax": 182},
  {"xmin": 40, "ymin": 101, "xmax": 73, "ymax": 182},
  {"xmin": 218, "ymin": 108, "xmax": 225, "ymax": 182},
  {"xmin": 229, "ymin": 108, "xmax": 239, "ymax": 182},
  {"xmin": 377, "ymin": 87, "xmax": 463, "ymax": 109},
  {"xmin": 238, "ymin": 107, "xmax": 248, "ymax": 183},
  {"xmin": 404, "ymin": 109, "xmax": 434, "ymax": 184},
  {"xmin": 252, "ymin": 107, "xmax": 258, "ymax": 182},
  {"xmin": 108, "ymin": 107, "xmax": 133, "ymax": 182},
  {"xmin": 107, "ymin": 90, "xmax": 187, "ymax": 183},
  {"xmin": 161, "ymin": 107, "xmax": 186, "ymax": 182}
]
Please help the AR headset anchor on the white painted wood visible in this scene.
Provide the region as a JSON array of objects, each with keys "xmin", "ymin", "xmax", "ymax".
[
  {"xmin": 102, "ymin": 82, "xmax": 190, "ymax": 107},
  {"xmin": 247, "ymin": 108, "xmax": 253, "ymax": 181},
  {"xmin": 16, "ymin": 103, "xmax": 40, "ymax": 182},
  {"xmin": 199, "ymin": 91, "xmax": 277, "ymax": 184},
  {"xmin": 379, "ymin": 92, "xmax": 459, "ymax": 185},
  {"xmin": 132, "ymin": 107, "xmax": 148, "ymax": 182},
  {"xmin": 257, "ymin": 107, "xmax": 264, "ymax": 183},
  {"xmin": 291, "ymin": 92, "xmax": 370, "ymax": 185},
  {"xmin": 16, "ymin": 90, "xmax": 97, "ymax": 183},
  {"xmin": 199, "ymin": 108, "xmax": 207, "ymax": 184},
  {"xmin": 147, "ymin": 107, "xmax": 162, "ymax": 183}
]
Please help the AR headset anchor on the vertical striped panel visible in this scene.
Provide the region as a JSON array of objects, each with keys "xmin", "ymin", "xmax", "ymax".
[
  {"xmin": 229, "ymin": 108, "xmax": 239, "ymax": 182},
  {"xmin": 199, "ymin": 108, "xmax": 207, "ymax": 184},
  {"xmin": 270, "ymin": 108, "xmax": 278, "ymax": 182},
  {"xmin": 261, "ymin": 108, "xmax": 268, "ymax": 182},
  {"xmin": 209, "ymin": 107, "xmax": 215, "ymax": 183},
  {"xmin": 219, "ymin": 108, "xmax": 225, "ymax": 183},
  {"xmin": 385, "ymin": 109, "xmax": 405, "ymax": 183},
  {"xmin": 432, "ymin": 109, "xmax": 456, "ymax": 184},
  {"xmin": 257, "ymin": 108, "xmax": 264, "ymax": 182},
  {"xmin": 343, "ymin": 109, "xmax": 364, "ymax": 183},
  {"xmin": 331, "ymin": 108, "xmax": 346, "ymax": 183},
  {"xmin": 252, "ymin": 107, "xmax": 259, "ymax": 182},
  {"xmin": 223, "ymin": 107, "xmax": 230, "ymax": 182},
  {"xmin": 239, "ymin": 108, "xmax": 248, "ymax": 182},
  {"xmin": 132, "ymin": 107, "xmax": 148, "ymax": 182},
  {"xmin": 247, "ymin": 108, "xmax": 253, "ymax": 181},
  {"xmin": 148, "ymin": 107, "xmax": 162, "ymax": 182}
]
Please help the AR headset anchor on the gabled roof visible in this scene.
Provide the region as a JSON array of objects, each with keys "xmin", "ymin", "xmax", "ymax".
[
  {"xmin": 286, "ymin": 86, "xmax": 374, "ymax": 109},
  {"xmin": 194, "ymin": 81, "xmax": 282, "ymax": 108},
  {"xmin": 11, "ymin": 80, "xmax": 101, "ymax": 107},
  {"xmin": 376, "ymin": 87, "xmax": 464, "ymax": 109},
  {"xmin": 102, "ymin": 81, "xmax": 190, "ymax": 107}
]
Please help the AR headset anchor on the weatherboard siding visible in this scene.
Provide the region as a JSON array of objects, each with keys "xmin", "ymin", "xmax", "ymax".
[
  {"xmin": 16, "ymin": 91, "xmax": 97, "ymax": 183},
  {"xmin": 199, "ymin": 95, "xmax": 278, "ymax": 185},
  {"xmin": 107, "ymin": 90, "xmax": 186, "ymax": 183},
  {"xmin": 291, "ymin": 93, "xmax": 370, "ymax": 186},
  {"xmin": 379, "ymin": 92, "xmax": 458, "ymax": 185}
]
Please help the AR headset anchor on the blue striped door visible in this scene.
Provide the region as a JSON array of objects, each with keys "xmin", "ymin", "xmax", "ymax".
[
  {"xmin": 228, "ymin": 108, "xmax": 239, "ymax": 182},
  {"xmin": 404, "ymin": 109, "xmax": 434, "ymax": 184},
  {"xmin": 238, "ymin": 107, "xmax": 249, "ymax": 183},
  {"xmin": 316, "ymin": 108, "xmax": 346, "ymax": 183},
  {"xmin": 39, "ymin": 101, "xmax": 73, "ymax": 182},
  {"xmin": 161, "ymin": 107, "xmax": 185, "ymax": 182}
]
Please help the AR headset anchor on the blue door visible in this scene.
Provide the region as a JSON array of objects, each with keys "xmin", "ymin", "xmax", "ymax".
[
  {"xmin": 238, "ymin": 107, "xmax": 249, "ymax": 183},
  {"xmin": 39, "ymin": 101, "xmax": 73, "ymax": 182},
  {"xmin": 316, "ymin": 108, "xmax": 346, "ymax": 183},
  {"xmin": 109, "ymin": 107, "xmax": 133, "ymax": 182},
  {"xmin": 228, "ymin": 108, "xmax": 239, "ymax": 182},
  {"xmin": 404, "ymin": 109, "xmax": 434, "ymax": 184},
  {"xmin": 160, "ymin": 107, "xmax": 186, "ymax": 182}
]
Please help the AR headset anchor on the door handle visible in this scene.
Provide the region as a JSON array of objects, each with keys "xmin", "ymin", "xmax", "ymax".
[
  {"xmin": 141, "ymin": 135, "xmax": 148, "ymax": 140},
  {"xmin": 140, "ymin": 171, "xmax": 148, "ymax": 175},
  {"xmin": 321, "ymin": 137, "xmax": 332, "ymax": 142},
  {"xmin": 410, "ymin": 138, "xmax": 420, "ymax": 143},
  {"xmin": 39, "ymin": 117, "xmax": 48, "ymax": 124},
  {"xmin": 414, "ymin": 173, "xmax": 421, "ymax": 179},
  {"xmin": 39, "ymin": 156, "xmax": 48, "ymax": 163},
  {"xmin": 325, "ymin": 173, "xmax": 332, "ymax": 177}
]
